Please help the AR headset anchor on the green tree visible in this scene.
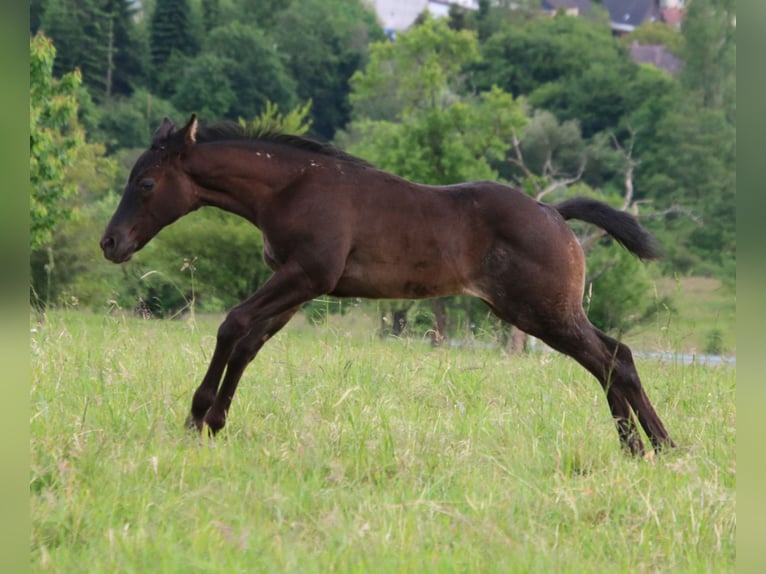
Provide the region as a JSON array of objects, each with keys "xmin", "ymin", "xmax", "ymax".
[
  {"xmin": 344, "ymin": 16, "xmax": 527, "ymax": 184},
  {"xmin": 30, "ymin": 0, "xmax": 46, "ymax": 33},
  {"xmin": 475, "ymin": 13, "xmax": 640, "ymax": 138},
  {"xmin": 170, "ymin": 53, "xmax": 237, "ymax": 119},
  {"xmin": 680, "ymin": 0, "xmax": 736, "ymax": 119},
  {"xmin": 40, "ymin": 0, "xmax": 110, "ymax": 95},
  {"xmin": 38, "ymin": 0, "xmax": 146, "ymax": 99},
  {"xmin": 201, "ymin": 0, "xmax": 221, "ymax": 32},
  {"xmin": 633, "ymin": 102, "xmax": 735, "ymax": 276},
  {"xmin": 272, "ymin": 0, "xmax": 384, "ymax": 140},
  {"xmin": 30, "ymin": 32, "xmax": 84, "ymax": 250},
  {"xmin": 150, "ymin": 0, "xmax": 199, "ymax": 96},
  {"xmin": 102, "ymin": 0, "xmax": 148, "ymax": 96},
  {"xmin": 624, "ymin": 22, "xmax": 685, "ymax": 55},
  {"xmin": 30, "ymin": 143, "xmax": 119, "ymax": 308},
  {"xmin": 198, "ymin": 22, "xmax": 297, "ymax": 120},
  {"xmin": 95, "ymin": 88, "xmax": 181, "ymax": 151}
]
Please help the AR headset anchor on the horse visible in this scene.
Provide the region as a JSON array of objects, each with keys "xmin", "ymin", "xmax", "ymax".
[{"xmin": 100, "ymin": 114, "xmax": 674, "ymax": 456}]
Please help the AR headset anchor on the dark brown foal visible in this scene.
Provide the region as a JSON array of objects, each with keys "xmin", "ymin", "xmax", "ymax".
[{"xmin": 101, "ymin": 115, "xmax": 674, "ymax": 455}]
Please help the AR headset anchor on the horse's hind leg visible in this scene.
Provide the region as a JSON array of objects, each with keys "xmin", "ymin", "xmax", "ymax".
[
  {"xmin": 593, "ymin": 329, "xmax": 676, "ymax": 453},
  {"xmin": 534, "ymin": 314, "xmax": 674, "ymax": 455},
  {"xmin": 489, "ymin": 296, "xmax": 672, "ymax": 455}
]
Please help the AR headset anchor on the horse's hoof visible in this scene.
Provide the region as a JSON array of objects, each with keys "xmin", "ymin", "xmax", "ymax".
[
  {"xmin": 202, "ymin": 409, "xmax": 226, "ymax": 436},
  {"xmin": 184, "ymin": 412, "xmax": 203, "ymax": 433}
]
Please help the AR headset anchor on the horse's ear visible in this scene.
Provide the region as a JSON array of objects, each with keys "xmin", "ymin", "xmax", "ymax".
[
  {"xmin": 152, "ymin": 117, "xmax": 175, "ymax": 145},
  {"xmin": 183, "ymin": 113, "xmax": 198, "ymax": 145}
]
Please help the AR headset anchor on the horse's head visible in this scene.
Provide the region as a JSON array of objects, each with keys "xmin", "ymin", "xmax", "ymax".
[{"xmin": 100, "ymin": 114, "xmax": 200, "ymax": 263}]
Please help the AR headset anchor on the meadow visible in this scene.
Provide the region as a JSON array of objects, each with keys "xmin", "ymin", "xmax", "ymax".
[{"xmin": 30, "ymin": 309, "xmax": 735, "ymax": 573}]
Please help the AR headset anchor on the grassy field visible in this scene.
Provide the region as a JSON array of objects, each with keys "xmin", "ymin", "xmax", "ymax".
[
  {"xmin": 623, "ymin": 276, "xmax": 736, "ymax": 357},
  {"xmin": 30, "ymin": 310, "xmax": 735, "ymax": 573}
]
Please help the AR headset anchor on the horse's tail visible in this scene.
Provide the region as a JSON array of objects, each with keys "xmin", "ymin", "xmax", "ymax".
[{"xmin": 555, "ymin": 197, "xmax": 661, "ymax": 260}]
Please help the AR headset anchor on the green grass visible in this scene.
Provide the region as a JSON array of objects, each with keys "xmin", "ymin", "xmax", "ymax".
[
  {"xmin": 30, "ymin": 310, "xmax": 735, "ymax": 573},
  {"xmin": 624, "ymin": 276, "xmax": 736, "ymax": 356}
]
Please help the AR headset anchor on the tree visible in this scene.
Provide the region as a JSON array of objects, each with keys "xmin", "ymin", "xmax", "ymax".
[
  {"xmin": 170, "ymin": 53, "xmax": 237, "ymax": 119},
  {"xmin": 272, "ymin": 0, "xmax": 384, "ymax": 140},
  {"xmin": 101, "ymin": 0, "xmax": 148, "ymax": 96},
  {"xmin": 38, "ymin": 0, "xmax": 146, "ymax": 99},
  {"xmin": 624, "ymin": 22, "xmax": 685, "ymax": 56},
  {"xmin": 95, "ymin": 88, "xmax": 181, "ymax": 151},
  {"xmin": 40, "ymin": 0, "xmax": 110, "ymax": 95},
  {"xmin": 475, "ymin": 12, "xmax": 640, "ymax": 138},
  {"xmin": 633, "ymin": 102, "xmax": 735, "ymax": 276},
  {"xmin": 680, "ymin": 0, "xmax": 736, "ymax": 120},
  {"xmin": 150, "ymin": 0, "xmax": 199, "ymax": 96},
  {"xmin": 30, "ymin": 32, "xmax": 84, "ymax": 250},
  {"xmin": 198, "ymin": 22, "xmax": 298, "ymax": 120}
]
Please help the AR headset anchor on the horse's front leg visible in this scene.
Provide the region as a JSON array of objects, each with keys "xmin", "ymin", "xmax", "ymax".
[
  {"xmin": 199, "ymin": 306, "xmax": 300, "ymax": 433},
  {"xmin": 186, "ymin": 262, "xmax": 323, "ymax": 434}
]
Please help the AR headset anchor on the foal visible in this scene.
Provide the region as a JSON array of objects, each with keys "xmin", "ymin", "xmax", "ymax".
[{"xmin": 101, "ymin": 115, "xmax": 674, "ymax": 456}]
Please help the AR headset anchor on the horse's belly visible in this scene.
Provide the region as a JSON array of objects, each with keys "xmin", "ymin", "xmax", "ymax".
[{"xmin": 331, "ymin": 265, "xmax": 463, "ymax": 300}]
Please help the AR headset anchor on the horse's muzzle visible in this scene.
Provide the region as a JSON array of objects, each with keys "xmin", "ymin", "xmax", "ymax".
[{"xmin": 99, "ymin": 233, "xmax": 135, "ymax": 263}]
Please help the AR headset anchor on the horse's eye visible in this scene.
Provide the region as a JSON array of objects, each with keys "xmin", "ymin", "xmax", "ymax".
[{"xmin": 138, "ymin": 178, "xmax": 156, "ymax": 193}]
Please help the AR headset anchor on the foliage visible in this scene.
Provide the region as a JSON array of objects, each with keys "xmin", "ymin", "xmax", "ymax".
[
  {"xmin": 169, "ymin": 52, "xmax": 238, "ymax": 120},
  {"xmin": 271, "ymin": 0, "xmax": 385, "ymax": 140},
  {"xmin": 475, "ymin": 13, "xmax": 644, "ymax": 138},
  {"xmin": 125, "ymin": 210, "xmax": 270, "ymax": 315},
  {"xmin": 37, "ymin": 0, "xmax": 146, "ymax": 98},
  {"xmin": 238, "ymin": 100, "xmax": 314, "ymax": 137},
  {"xmin": 633, "ymin": 101, "xmax": 735, "ymax": 276},
  {"xmin": 623, "ymin": 22, "xmax": 685, "ymax": 55},
  {"xmin": 344, "ymin": 17, "xmax": 526, "ymax": 183},
  {"xmin": 680, "ymin": 0, "xmax": 736, "ymax": 118},
  {"xmin": 194, "ymin": 22, "xmax": 298, "ymax": 120},
  {"xmin": 29, "ymin": 32, "xmax": 85, "ymax": 250},
  {"xmin": 93, "ymin": 88, "xmax": 181, "ymax": 151},
  {"xmin": 583, "ymin": 239, "xmax": 658, "ymax": 334},
  {"xmin": 150, "ymin": 0, "xmax": 199, "ymax": 96}
]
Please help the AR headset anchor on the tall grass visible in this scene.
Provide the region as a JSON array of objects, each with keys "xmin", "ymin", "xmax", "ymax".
[{"xmin": 30, "ymin": 310, "xmax": 735, "ymax": 573}]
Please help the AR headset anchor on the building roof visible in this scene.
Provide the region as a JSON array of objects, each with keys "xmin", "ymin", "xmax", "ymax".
[
  {"xmin": 368, "ymin": 0, "xmax": 478, "ymax": 33},
  {"xmin": 540, "ymin": 0, "xmax": 594, "ymax": 16},
  {"xmin": 629, "ymin": 41, "xmax": 683, "ymax": 74},
  {"xmin": 368, "ymin": 0, "xmax": 429, "ymax": 32},
  {"xmin": 602, "ymin": 0, "xmax": 662, "ymax": 33}
]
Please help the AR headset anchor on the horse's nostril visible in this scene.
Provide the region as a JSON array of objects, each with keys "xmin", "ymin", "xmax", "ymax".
[{"xmin": 100, "ymin": 236, "xmax": 115, "ymax": 253}]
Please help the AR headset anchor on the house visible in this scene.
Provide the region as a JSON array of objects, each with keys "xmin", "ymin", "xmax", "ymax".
[
  {"xmin": 629, "ymin": 41, "xmax": 683, "ymax": 75},
  {"xmin": 660, "ymin": 0, "xmax": 687, "ymax": 29},
  {"xmin": 540, "ymin": 0, "xmax": 594, "ymax": 17},
  {"xmin": 601, "ymin": 0, "xmax": 663, "ymax": 35},
  {"xmin": 367, "ymin": 0, "xmax": 478, "ymax": 37},
  {"xmin": 540, "ymin": 1, "xmax": 685, "ymax": 74}
]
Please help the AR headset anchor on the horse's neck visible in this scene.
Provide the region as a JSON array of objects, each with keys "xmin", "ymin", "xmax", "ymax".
[{"xmin": 187, "ymin": 143, "xmax": 303, "ymax": 224}]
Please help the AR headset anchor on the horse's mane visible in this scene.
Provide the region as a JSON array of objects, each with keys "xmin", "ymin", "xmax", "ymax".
[{"xmin": 195, "ymin": 121, "xmax": 374, "ymax": 168}]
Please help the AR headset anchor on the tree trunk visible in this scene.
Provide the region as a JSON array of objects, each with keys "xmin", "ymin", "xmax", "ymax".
[
  {"xmin": 508, "ymin": 326, "xmax": 527, "ymax": 355},
  {"xmin": 380, "ymin": 302, "xmax": 413, "ymax": 338},
  {"xmin": 429, "ymin": 298, "xmax": 448, "ymax": 346},
  {"xmin": 391, "ymin": 307, "xmax": 409, "ymax": 336}
]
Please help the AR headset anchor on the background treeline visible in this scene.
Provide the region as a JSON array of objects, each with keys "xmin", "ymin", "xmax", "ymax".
[{"xmin": 30, "ymin": 0, "xmax": 735, "ymax": 343}]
